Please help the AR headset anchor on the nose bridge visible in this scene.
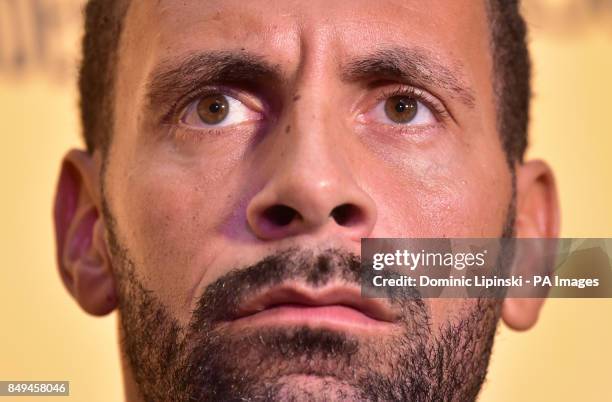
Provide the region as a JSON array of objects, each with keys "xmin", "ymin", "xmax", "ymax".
[
  {"xmin": 288, "ymin": 41, "xmax": 339, "ymax": 156},
  {"xmin": 287, "ymin": 23, "xmax": 344, "ymax": 153},
  {"xmin": 270, "ymin": 43, "xmax": 352, "ymax": 207},
  {"xmin": 284, "ymin": 91, "xmax": 344, "ymax": 183}
]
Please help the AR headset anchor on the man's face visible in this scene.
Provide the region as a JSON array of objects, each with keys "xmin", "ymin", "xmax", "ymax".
[{"xmin": 103, "ymin": 0, "xmax": 513, "ymax": 400}]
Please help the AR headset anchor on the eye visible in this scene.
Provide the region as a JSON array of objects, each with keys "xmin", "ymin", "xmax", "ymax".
[
  {"xmin": 180, "ymin": 93, "xmax": 261, "ymax": 129},
  {"xmin": 371, "ymin": 94, "xmax": 436, "ymax": 126}
]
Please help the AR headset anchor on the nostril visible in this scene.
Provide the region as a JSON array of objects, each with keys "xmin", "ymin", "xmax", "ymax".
[
  {"xmin": 262, "ymin": 205, "xmax": 299, "ymax": 227},
  {"xmin": 330, "ymin": 203, "xmax": 362, "ymax": 227}
]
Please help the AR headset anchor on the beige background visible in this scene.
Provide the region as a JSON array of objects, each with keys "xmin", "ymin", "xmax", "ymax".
[{"xmin": 1, "ymin": 0, "xmax": 611, "ymax": 400}]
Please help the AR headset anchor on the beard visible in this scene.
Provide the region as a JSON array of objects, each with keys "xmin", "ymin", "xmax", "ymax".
[{"xmin": 104, "ymin": 186, "xmax": 515, "ymax": 402}]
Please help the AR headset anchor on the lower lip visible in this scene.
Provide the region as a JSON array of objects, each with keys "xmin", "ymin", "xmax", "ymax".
[{"xmin": 229, "ymin": 304, "xmax": 392, "ymax": 331}]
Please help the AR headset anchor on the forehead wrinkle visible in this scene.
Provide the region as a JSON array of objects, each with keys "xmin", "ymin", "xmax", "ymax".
[
  {"xmin": 342, "ymin": 46, "xmax": 476, "ymax": 108},
  {"xmin": 152, "ymin": 0, "xmax": 286, "ymax": 46}
]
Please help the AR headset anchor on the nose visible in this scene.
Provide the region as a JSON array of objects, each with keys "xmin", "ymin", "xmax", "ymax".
[
  {"xmin": 246, "ymin": 134, "xmax": 377, "ymax": 242},
  {"xmin": 247, "ymin": 170, "xmax": 377, "ymax": 241}
]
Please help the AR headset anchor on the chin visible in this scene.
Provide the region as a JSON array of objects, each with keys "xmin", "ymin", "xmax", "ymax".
[{"xmin": 272, "ymin": 374, "xmax": 362, "ymax": 402}]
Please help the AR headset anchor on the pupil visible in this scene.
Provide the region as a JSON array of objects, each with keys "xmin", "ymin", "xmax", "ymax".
[
  {"xmin": 209, "ymin": 102, "xmax": 221, "ymax": 113},
  {"xmin": 395, "ymin": 101, "xmax": 407, "ymax": 113}
]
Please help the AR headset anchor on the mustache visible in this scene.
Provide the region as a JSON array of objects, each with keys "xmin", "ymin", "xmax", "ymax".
[
  {"xmin": 189, "ymin": 248, "xmax": 363, "ymax": 326},
  {"xmin": 187, "ymin": 247, "xmax": 425, "ymax": 332}
]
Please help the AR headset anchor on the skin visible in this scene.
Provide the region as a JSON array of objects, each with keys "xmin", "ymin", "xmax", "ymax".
[{"xmin": 54, "ymin": 0, "xmax": 560, "ymax": 400}]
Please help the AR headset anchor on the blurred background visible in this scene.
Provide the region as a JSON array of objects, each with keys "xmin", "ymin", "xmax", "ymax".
[{"xmin": 0, "ymin": 0, "xmax": 611, "ymax": 401}]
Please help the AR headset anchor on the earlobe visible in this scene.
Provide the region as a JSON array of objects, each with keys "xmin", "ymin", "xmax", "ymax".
[
  {"xmin": 502, "ymin": 159, "xmax": 560, "ymax": 331},
  {"xmin": 53, "ymin": 149, "xmax": 117, "ymax": 316},
  {"xmin": 501, "ymin": 297, "xmax": 545, "ymax": 331}
]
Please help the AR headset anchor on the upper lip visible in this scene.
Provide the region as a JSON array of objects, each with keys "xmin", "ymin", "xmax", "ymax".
[{"xmin": 232, "ymin": 283, "xmax": 398, "ymax": 323}]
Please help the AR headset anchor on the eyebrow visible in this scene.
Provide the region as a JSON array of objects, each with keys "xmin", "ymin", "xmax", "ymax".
[
  {"xmin": 145, "ymin": 51, "xmax": 283, "ymax": 112},
  {"xmin": 144, "ymin": 46, "xmax": 475, "ymax": 116},
  {"xmin": 342, "ymin": 46, "xmax": 476, "ymax": 108}
]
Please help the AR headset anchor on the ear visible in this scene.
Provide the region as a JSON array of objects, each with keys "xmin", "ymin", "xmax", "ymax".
[
  {"xmin": 502, "ymin": 159, "xmax": 560, "ymax": 331},
  {"xmin": 53, "ymin": 149, "xmax": 117, "ymax": 316}
]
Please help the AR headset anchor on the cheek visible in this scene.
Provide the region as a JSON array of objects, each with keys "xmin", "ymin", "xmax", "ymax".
[
  {"xmin": 367, "ymin": 138, "xmax": 511, "ymax": 238},
  {"xmin": 427, "ymin": 299, "xmax": 499, "ymax": 336},
  {"xmin": 111, "ymin": 161, "xmax": 238, "ymax": 324},
  {"xmin": 429, "ymin": 300, "xmax": 467, "ymax": 329}
]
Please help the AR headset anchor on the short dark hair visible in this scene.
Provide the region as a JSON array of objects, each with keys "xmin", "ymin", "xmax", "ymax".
[
  {"xmin": 486, "ymin": 1, "xmax": 531, "ymax": 164},
  {"xmin": 78, "ymin": 0, "xmax": 129, "ymax": 155},
  {"xmin": 79, "ymin": 0, "xmax": 530, "ymax": 163}
]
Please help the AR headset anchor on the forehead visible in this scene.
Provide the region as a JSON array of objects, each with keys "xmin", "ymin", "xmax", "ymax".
[{"xmin": 119, "ymin": 0, "xmax": 490, "ymax": 76}]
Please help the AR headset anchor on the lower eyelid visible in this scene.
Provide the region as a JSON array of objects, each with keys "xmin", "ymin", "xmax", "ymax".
[{"xmin": 170, "ymin": 120, "xmax": 264, "ymax": 143}]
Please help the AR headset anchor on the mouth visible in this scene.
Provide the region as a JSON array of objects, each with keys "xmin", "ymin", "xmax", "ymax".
[{"xmin": 224, "ymin": 283, "xmax": 398, "ymax": 332}]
